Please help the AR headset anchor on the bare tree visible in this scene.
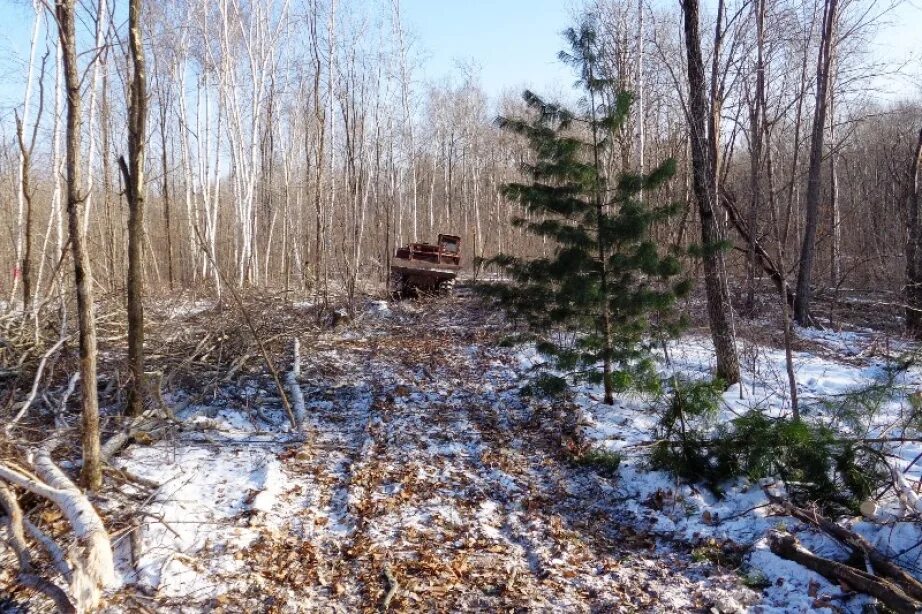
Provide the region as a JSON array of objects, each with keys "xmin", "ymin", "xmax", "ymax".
[
  {"xmin": 55, "ymin": 0, "xmax": 102, "ymax": 491},
  {"xmin": 9, "ymin": 0, "xmax": 42, "ymax": 309},
  {"xmin": 680, "ymin": 0, "xmax": 741, "ymax": 385},
  {"xmin": 120, "ymin": 0, "xmax": 148, "ymax": 417},
  {"xmin": 906, "ymin": 127, "xmax": 922, "ymax": 337},
  {"xmin": 14, "ymin": 53, "xmax": 46, "ymax": 314},
  {"xmin": 794, "ymin": 0, "xmax": 838, "ymax": 325}
]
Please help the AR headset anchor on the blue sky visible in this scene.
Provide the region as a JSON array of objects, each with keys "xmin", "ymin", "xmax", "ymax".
[
  {"xmin": 0, "ymin": 0, "xmax": 919, "ymax": 115},
  {"xmin": 0, "ymin": 0, "xmax": 578, "ymax": 115},
  {"xmin": 399, "ymin": 0, "xmax": 576, "ymax": 98}
]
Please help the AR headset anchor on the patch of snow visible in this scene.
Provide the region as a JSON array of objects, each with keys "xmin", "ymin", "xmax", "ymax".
[{"xmin": 570, "ymin": 329, "xmax": 922, "ymax": 612}]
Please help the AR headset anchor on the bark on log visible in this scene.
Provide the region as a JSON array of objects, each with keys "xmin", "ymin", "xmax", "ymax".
[
  {"xmin": 0, "ymin": 483, "xmax": 77, "ymax": 613},
  {"xmin": 0, "ymin": 447, "xmax": 116, "ymax": 611},
  {"xmin": 769, "ymin": 533, "xmax": 921, "ymax": 613},
  {"xmin": 778, "ymin": 501, "xmax": 922, "ymax": 602}
]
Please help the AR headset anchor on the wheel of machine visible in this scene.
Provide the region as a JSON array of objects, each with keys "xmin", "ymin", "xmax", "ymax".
[
  {"xmin": 389, "ymin": 272, "xmax": 405, "ymax": 299},
  {"xmin": 438, "ymin": 277, "xmax": 456, "ymax": 295}
]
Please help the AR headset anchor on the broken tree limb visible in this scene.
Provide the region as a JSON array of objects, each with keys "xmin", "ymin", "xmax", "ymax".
[
  {"xmin": 0, "ymin": 482, "xmax": 77, "ymax": 613},
  {"xmin": 719, "ymin": 189, "xmax": 795, "ymax": 306},
  {"xmin": 57, "ymin": 371, "xmax": 79, "ymax": 425},
  {"xmin": 890, "ymin": 461, "xmax": 922, "ymax": 516},
  {"xmin": 0, "ymin": 441, "xmax": 116, "ymax": 612},
  {"xmin": 769, "ymin": 532, "xmax": 921, "ymax": 613},
  {"xmin": 287, "ymin": 337, "xmax": 306, "ymax": 426},
  {"xmin": 774, "ymin": 498, "xmax": 922, "ymax": 603}
]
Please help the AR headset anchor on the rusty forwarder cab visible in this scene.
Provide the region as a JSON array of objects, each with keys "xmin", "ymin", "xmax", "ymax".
[{"xmin": 390, "ymin": 234, "xmax": 461, "ymax": 297}]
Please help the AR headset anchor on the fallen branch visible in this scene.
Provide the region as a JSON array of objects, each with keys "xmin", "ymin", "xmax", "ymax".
[
  {"xmin": 287, "ymin": 337, "xmax": 306, "ymax": 426},
  {"xmin": 57, "ymin": 372, "xmax": 79, "ymax": 424},
  {"xmin": 765, "ymin": 491, "xmax": 922, "ymax": 602},
  {"xmin": 793, "ymin": 503, "xmax": 922, "ymax": 602},
  {"xmin": 0, "ymin": 482, "xmax": 76, "ymax": 613},
  {"xmin": 890, "ymin": 462, "xmax": 922, "ymax": 516},
  {"xmin": 23, "ymin": 516, "xmax": 72, "ymax": 580},
  {"xmin": 769, "ymin": 532, "xmax": 921, "ymax": 613},
  {"xmin": 381, "ymin": 565, "xmax": 399, "ymax": 612},
  {"xmin": 5, "ymin": 334, "xmax": 69, "ymax": 434}
]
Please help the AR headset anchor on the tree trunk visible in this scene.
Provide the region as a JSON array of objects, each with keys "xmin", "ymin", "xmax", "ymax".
[
  {"xmin": 159, "ymin": 85, "xmax": 174, "ymax": 291},
  {"xmin": 57, "ymin": 0, "xmax": 102, "ymax": 491},
  {"xmin": 588, "ymin": 76, "xmax": 615, "ymax": 406},
  {"xmin": 680, "ymin": 0, "xmax": 740, "ymax": 385},
  {"xmin": 745, "ymin": 0, "xmax": 765, "ymax": 314},
  {"xmin": 905, "ymin": 128, "xmax": 922, "ymax": 337},
  {"xmin": 794, "ymin": 0, "xmax": 838, "ymax": 325},
  {"xmin": 828, "ymin": 77, "xmax": 840, "ymax": 290},
  {"xmin": 122, "ymin": 0, "xmax": 148, "ymax": 417},
  {"xmin": 15, "ymin": 112, "xmax": 36, "ymax": 313}
]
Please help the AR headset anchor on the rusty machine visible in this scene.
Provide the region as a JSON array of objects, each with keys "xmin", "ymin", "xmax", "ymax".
[{"xmin": 390, "ymin": 234, "xmax": 461, "ymax": 296}]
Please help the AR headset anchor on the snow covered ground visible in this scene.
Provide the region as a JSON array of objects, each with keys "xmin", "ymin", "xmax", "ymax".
[
  {"xmin": 568, "ymin": 327, "xmax": 922, "ymax": 613},
  {"xmin": 96, "ymin": 295, "xmax": 922, "ymax": 612}
]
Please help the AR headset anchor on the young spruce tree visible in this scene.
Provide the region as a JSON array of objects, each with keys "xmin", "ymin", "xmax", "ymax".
[{"xmin": 484, "ymin": 20, "xmax": 688, "ymax": 404}]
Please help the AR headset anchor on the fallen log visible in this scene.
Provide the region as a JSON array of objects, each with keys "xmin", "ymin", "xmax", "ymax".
[
  {"xmin": 765, "ymin": 493, "xmax": 922, "ymax": 602},
  {"xmin": 0, "ymin": 438, "xmax": 116, "ymax": 612},
  {"xmin": 0, "ymin": 483, "xmax": 76, "ymax": 613},
  {"xmin": 769, "ymin": 532, "xmax": 921, "ymax": 613}
]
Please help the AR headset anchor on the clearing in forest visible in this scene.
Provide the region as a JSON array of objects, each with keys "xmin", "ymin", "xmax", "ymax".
[
  {"xmin": 104, "ymin": 293, "xmax": 756, "ymax": 612},
  {"xmin": 7, "ymin": 290, "xmax": 921, "ymax": 613}
]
